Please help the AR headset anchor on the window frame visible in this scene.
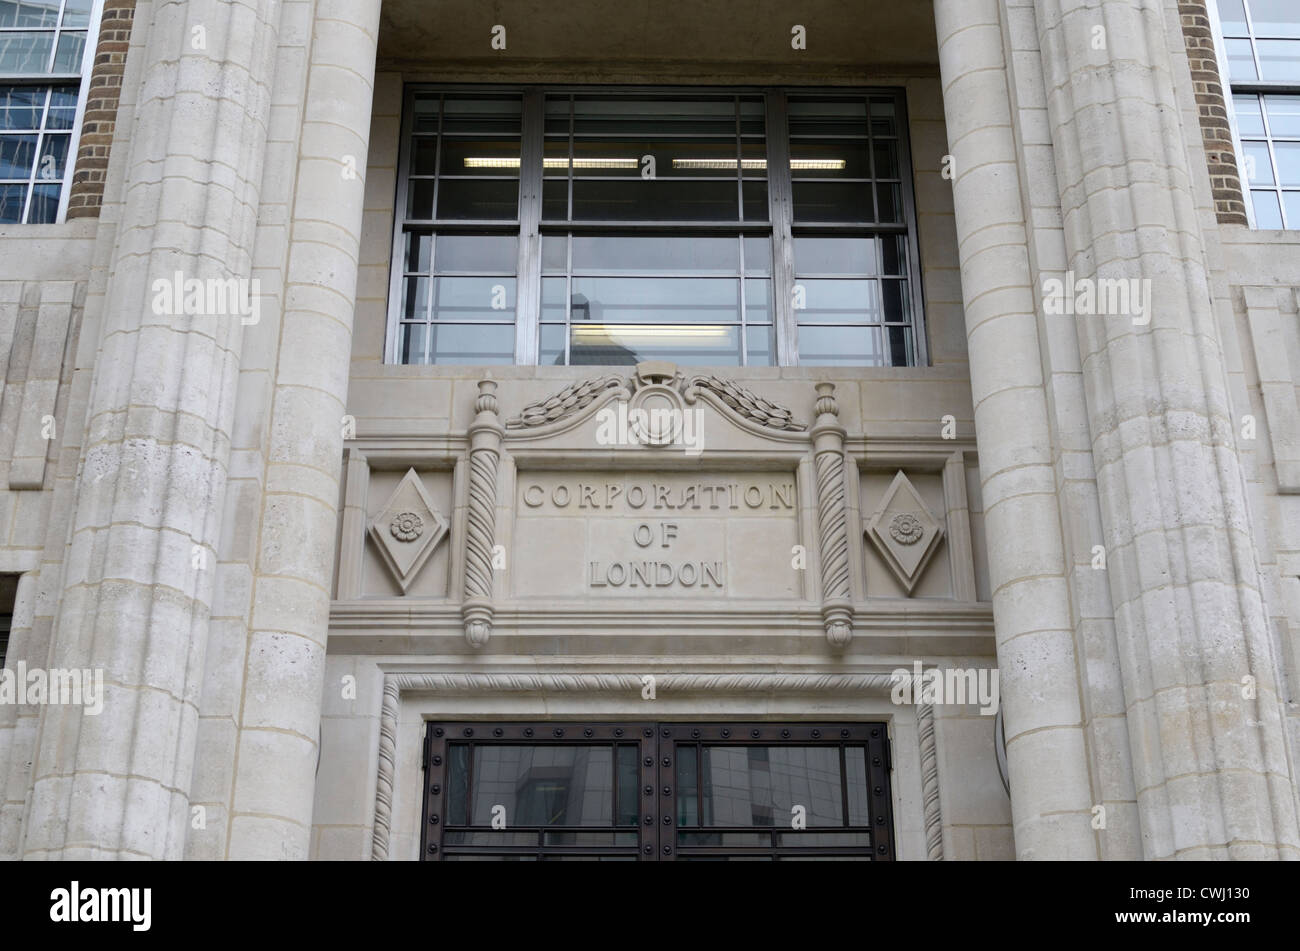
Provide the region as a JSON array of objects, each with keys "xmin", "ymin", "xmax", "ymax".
[
  {"xmin": 421, "ymin": 720, "xmax": 897, "ymax": 861},
  {"xmin": 1212, "ymin": 0, "xmax": 1300, "ymax": 229},
  {"xmin": 387, "ymin": 84, "xmax": 927, "ymax": 368},
  {"xmin": 0, "ymin": 0, "xmax": 104, "ymax": 224}
]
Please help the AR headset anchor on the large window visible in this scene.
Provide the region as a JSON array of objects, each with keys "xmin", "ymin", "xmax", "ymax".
[
  {"xmin": 1217, "ymin": 0, "xmax": 1300, "ymax": 228},
  {"xmin": 0, "ymin": 0, "xmax": 98, "ymax": 223},
  {"xmin": 421, "ymin": 722, "xmax": 896, "ymax": 861},
  {"xmin": 389, "ymin": 87, "xmax": 924, "ymax": 367}
]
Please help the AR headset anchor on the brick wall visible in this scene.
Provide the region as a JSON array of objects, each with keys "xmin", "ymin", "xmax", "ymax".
[
  {"xmin": 65, "ymin": 0, "xmax": 137, "ymax": 219},
  {"xmin": 1179, "ymin": 0, "xmax": 1248, "ymax": 226}
]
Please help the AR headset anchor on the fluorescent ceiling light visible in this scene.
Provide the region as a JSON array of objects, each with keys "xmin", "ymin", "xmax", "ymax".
[
  {"xmin": 463, "ymin": 157, "xmax": 846, "ymax": 170},
  {"xmin": 571, "ymin": 324, "xmax": 731, "ymax": 339}
]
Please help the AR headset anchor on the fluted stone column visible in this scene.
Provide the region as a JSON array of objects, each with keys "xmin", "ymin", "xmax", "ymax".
[
  {"xmin": 933, "ymin": 0, "xmax": 1099, "ymax": 859},
  {"xmin": 1033, "ymin": 0, "xmax": 1299, "ymax": 859},
  {"xmin": 223, "ymin": 0, "xmax": 382, "ymax": 859},
  {"xmin": 22, "ymin": 0, "xmax": 283, "ymax": 860}
]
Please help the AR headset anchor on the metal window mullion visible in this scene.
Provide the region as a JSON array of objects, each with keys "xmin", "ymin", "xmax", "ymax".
[
  {"xmin": 895, "ymin": 90, "xmax": 928, "ymax": 366},
  {"xmin": 766, "ymin": 90, "xmax": 797, "ymax": 366},
  {"xmin": 515, "ymin": 89, "xmax": 543, "ymax": 364},
  {"xmin": 387, "ymin": 86, "xmax": 418, "ymax": 363},
  {"xmin": 21, "ymin": 85, "xmax": 52, "ymax": 223}
]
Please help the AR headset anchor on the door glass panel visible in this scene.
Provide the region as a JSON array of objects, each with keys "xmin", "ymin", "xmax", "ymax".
[
  {"xmin": 471, "ymin": 746, "xmax": 615, "ymax": 827},
  {"xmin": 699, "ymin": 746, "xmax": 844, "ymax": 827}
]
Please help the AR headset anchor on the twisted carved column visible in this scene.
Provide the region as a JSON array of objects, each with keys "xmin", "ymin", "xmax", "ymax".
[
  {"xmin": 812, "ymin": 383, "xmax": 852, "ymax": 647},
  {"xmin": 462, "ymin": 380, "xmax": 503, "ymax": 646}
]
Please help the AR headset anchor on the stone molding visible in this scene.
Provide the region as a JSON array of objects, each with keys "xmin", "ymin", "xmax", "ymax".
[{"xmin": 368, "ymin": 669, "xmax": 941, "ymax": 862}]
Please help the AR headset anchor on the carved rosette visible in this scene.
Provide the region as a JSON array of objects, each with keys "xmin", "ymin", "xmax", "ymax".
[
  {"xmin": 811, "ymin": 382, "xmax": 852, "ymax": 647},
  {"xmin": 462, "ymin": 380, "xmax": 503, "ymax": 646}
]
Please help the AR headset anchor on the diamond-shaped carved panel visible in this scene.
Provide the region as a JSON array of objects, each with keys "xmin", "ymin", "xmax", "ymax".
[
  {"xmin": 865, "ymin": 470, "xmax": 944, "ymax": 595},
  {"xmin": 368, "ymin": 468, "xmax": 448, "ymax": 593}
]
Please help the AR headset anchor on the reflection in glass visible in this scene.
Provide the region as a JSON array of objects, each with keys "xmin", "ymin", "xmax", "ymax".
[
  {"xmin": 699, "ymin": 746, "xmax": 844, "ymax": 827},
  {"xmin": 471, "ymin": 746, "xmax": 614, "ymax": 827}
]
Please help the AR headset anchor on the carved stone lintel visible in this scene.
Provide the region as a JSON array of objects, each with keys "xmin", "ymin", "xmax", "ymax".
[
  {"xmin": 811, "ymin": 382, "xmax": 852, "ymax": 647},
  {"xmin": 462, "ymin": 380, "xmax": 503, "ymax": 646}
]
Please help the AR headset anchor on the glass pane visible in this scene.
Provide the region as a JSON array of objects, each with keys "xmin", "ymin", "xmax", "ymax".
[
  {"xmin": 1218, "ymin": 0, "xmax": 1248, "ymax": 34},
  {"xmin": 433, "ymin": 234, "xmax": 517, "ymax": 272},
  {"xmin": 1284, "ymin": 191, "xmax": 1300, "ymax": 228},
  {"xmin": 678, "ymin": 831, "xmax": 769, "ymax": 846},
  {"xmin": 678, "ymin": 746, "xmax": 698, "ymax": 826},
  {"xmin": 45, "ymin": 86, "xmax": 76, "ymax": 128},
  {"xmin": 542, "ymin": 179, "xmax": 567, "ymax": 219},
  {"xmin": 0, "ymin": 86, "xmax": 45, "ymax": 130},
  {"xmin": 787, "ymin": 98, "xmax": 867, "ymax": 137},
  {"xmin": 616, "ymin": 746, "xmax": 639, "ymax": 826},
  {"xmin": 62, "ymin": 0, "xmax": 94, "ymax": 28},
  {"xmin": 542, "ymin": 831, "xmax": 638, "ymax": 846},
  {"xmin": 27, "ymin": 180, "xmax": 56, "ymax": 221},
  {"xmin": 539, "ymin": 322, "xmax": 566, "ymax": 365},
  {"xmin": 568, "ymin": 137, "xmax": 742, "ymax": 177},
  {"xmin": 0, "ymin": 32, "xmax": 54, "ymax": 73},
  {"xmin": 443, "ymin": 854, "xmax": 538, "ymax": 861},
  {"xmin": 471, "ymin": 746, "xmax": 614, "ymax": 827},
  {"xmin": 845, "ymin": 748, "xmax": 869, "ymax": 825},
  {"xmin": 542, "ymin": 235, "xmax": 567, "ymax": 272},
  {"xmin": 882, "ymin": 279, "xmax": 911, "ymax": 322},
  {"xmin": 743, "ymin": 237, "xmax": 771, "ymax": 275},
  {"xmin": 870, "ymin": 98, "xmax": 898, "ymax": 137},
  {"xmin": 570, "ymin": 276, "xmax": 739, "ymax": 323},
  {"xmin": 1258, "ymin": 39, "xmax": 1300, "ymax": 81},
  {"xmin": 436, "ymin": 178, "xmax": 519, "ymax": 220},
  {"xmin": 568, "ymin": 323, "xmax": 741, "ymax": 366},
  {"xmin": 442, "ymin": 831, "xmax": 535, "ymax": 846},
  {"xmin": 0, "ymin": 133, "xmax": 37, "ymax": 178},
  {"xmin": 792, "ymin": 181, "xmax": 873, "ymax": 223},
  {"xmin": 440, "ymin": 138, "xmax": 521, "ymax": 176},
  {"xmin": 1249, "ymin": 0, "xmax": 1300, "ymax": 37},
  {"xmin": 877, "ymin": 182, "xmax": 902, "ymax": 222},
  {"xmin": 742, "ymin": 181, "xmax": 767, "ymax": 221},
  {"xmin": 1245, "ymin": 140, "xmax": 1274, "ymax": 184},
  {"xmin": 401, "ymin": 276, "xmax": 428, "ymax": 318},
  {"xmin": 447, "ymin": 744, "xmax": 470, "ymax": 825},
  {"xmin": 409, "ymin": 137, "xmax": 438, "ymax": 176},
  {"xmin": 572, "ymin": 178, "xmax": 739, "ymax": 221},
  {"xmin": 888, "ymin": 325, "xmax": 914, "ymax": 366},
  {"xmin": 745, "ymin": 324, "xmax": 774, "ymax": 366},
  {"xmin": 399, "ymin": 322, "xmax": 428, "ymax": 363},
  {"xmin": 1226, "ymin": 38, "xmax": 1258, "ymax": 80},
  {"xmin": 882, "ymin": 234, "xmax": 909, "ymax": 275},
  {"xmin": 572, "ymin": 235, "xmax": 737, "ymax": 274},
  {"xmin": 541, "ymin": 277, "xmax": 566, "ymax": 321},
  {"xmin": 1265, "ymin": 95, "xmax": 1300, "ymax": 136},
  {"xmin": 0, "ymin": 1, "xmax": 61, "ymax": 28},
  {"xmin": 794, "ymin": 237, "xmax": 878, "ymax": 275},
  {"xmin": 799, "ymin": 325, "xmax": 884, "ymax": 365},
  {"xmin": 788, "ymin": 140, "xmax": 872, "ymax": 178},
  {"xmin": 872, "ymin": 140, "xmax": 900, "ymax": 179},
  {"xmin": 699, "ymin": 746, "xmax": 844, "ymax": 827},
  {"xmin": 438, "ymin": 96, "xmax": 522, "ymax": 136},
  {"xmin": 776, "ymin": 832, "xmax": 872, "ymax": 847},
  {"xmin": 795, "ymin": 279, "xmax": 881, "ymax": 323},
  {"xmin": 543, "ymin": 138, "xmax": 570, "ymax": 175},
  {"xmin": 572, "ymin": 96, "xmax": 736, "ymax": 136},
  {"xmin": 0, "ymin": 182, "xmax": 24, "ymax": 222},
  {"xmin": 431, "ymin": 276, "xmax": 515, "ymax": 321},
  {"xmin": 406, "ymin": 179, "xmax": 435, "ymax": 218},
  {"xmin": 404, "ymin": 232, "xmax": 431, "ymax": 272},
  {"xmin": 1276, "ymin": 141, "xmax": 1300, "ymax": 185},
  {"xmin": 36, "ymin": 130, "xmax": 68, "ymax": 180},
  {"xmin": 410, "ymin": 93, "xmax": 441, "ymax": 134},
  {"xmin": 1234, "ymin": 94, "xmax": 1266, "ymax": 136},
  {"xmin": 428, "ymin": 323, "xmax": 515, "ymax": 364},
  {"xmin": 52, "ymin": 31, "xmax": 85, "ymax": 72},
  {"xmin": 745, "ymin": 278, "xmax": 771, "ymax": 325}
]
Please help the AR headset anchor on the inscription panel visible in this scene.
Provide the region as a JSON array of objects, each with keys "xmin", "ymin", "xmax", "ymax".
[{"xmin": 511, "ymin": 471, "xmax": 803, "ymax": 599}]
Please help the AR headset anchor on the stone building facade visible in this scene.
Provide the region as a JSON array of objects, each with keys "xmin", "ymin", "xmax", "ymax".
[{"xmin": 0, "ymin": 0, "xmax": 1297, "ymax": 860}]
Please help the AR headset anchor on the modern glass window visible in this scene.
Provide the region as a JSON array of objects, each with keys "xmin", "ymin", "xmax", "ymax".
[
  {"xmin": 0, "ymin": 0, "xmax": 99, "ymax": 223},
  {"xmin": 389, "ymin": 87, "xmax": 925, "ymax": 367},
  {"xmin": 1217, "ymin": 0, "xmax": 1300, "ymax": 228},
  {"xmin": 422, "ymin": 722, "xmax": 896, "ymax": 861}
]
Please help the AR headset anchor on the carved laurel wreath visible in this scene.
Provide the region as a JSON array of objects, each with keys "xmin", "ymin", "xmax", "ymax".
[
  {"xmin": 889, "ymin": 512, "xmax": 925, "ymax": 545},
  {"xmin": 505, "ymin": 376, "xmax": 624, "ymax": 429},
  {"xmin": 688, "ymin": 375, "xmax": 807, "ymax": 431},
  {"xmin": 390, "ymin": 512, "xmax": 424, "ymax": 542}
]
